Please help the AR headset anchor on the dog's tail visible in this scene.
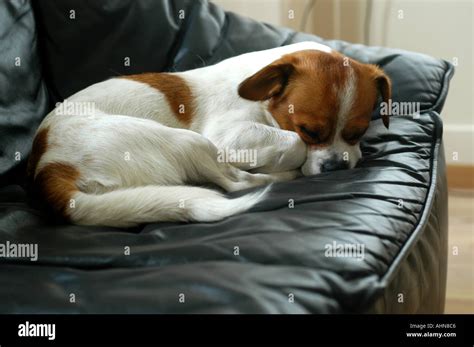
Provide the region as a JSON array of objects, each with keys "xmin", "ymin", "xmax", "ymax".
[{"xmin": 70, "ymin": 185, "xmax": 270, "ymax": 227}]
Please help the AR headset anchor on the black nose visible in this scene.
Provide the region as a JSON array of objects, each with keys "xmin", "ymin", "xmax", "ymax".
[{"xmin": 321, "ymin": 159, "xmax": 349, "ymax": 172}]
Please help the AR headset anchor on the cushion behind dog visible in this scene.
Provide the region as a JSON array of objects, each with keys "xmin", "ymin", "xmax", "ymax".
[
  {"xmin": 33, "ymin": 0, "xmax": 452, "ymax": 117},
  {"xmin": 0, "ymin": 0, "xmax": 49, "ymax": 184},
  {"xmin": 33, "ymin": 0, "xmax": 295, "ymax": 104}
]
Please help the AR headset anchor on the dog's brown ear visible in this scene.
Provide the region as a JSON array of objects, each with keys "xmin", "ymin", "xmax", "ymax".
[
  {"xmin": 238, "ymin": 63, "xmax": 294, "ymax": 101},
  {"xmin": 375, "ymin": 70, "xmax": 392, "ymax": 129}
]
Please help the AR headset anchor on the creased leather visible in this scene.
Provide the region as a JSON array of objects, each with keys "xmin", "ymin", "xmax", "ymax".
[{"xmin": 0, "ymin": 0, "xmax": 49, "ymax": 185}]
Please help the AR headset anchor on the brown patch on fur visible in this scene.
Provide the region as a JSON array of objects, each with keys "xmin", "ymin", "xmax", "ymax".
[
  {"xmin": 27, "ymin": 127, "xmax": 80, "ymax": 220},
  {"xmin": 26, "ymin": 127, "xmax": 49, "ymax": 180},
  {"xmin": 239, "ymin": 50, "xmax": 349, "ymax": 147},
  {"xmin": 374, "ymin": 68, "xmax": 392, "ymax": 129},
  {"xmin": 34, "ymin": 163, "xmax": 80, "ymax": 219},
  {"xmin": 341, "ymin": 62, "xmax": 379, "ymax": 145},
  {"xmin": 123, "ymin": 73, "xmax": 195, "ymax": 125},
  {"xmin": 341, "ymin": 63, "xmax": 392, "ymax": 144},
  {"xmin": 239, "ymin": 50, "xmax": 391, "ymax": 147}
]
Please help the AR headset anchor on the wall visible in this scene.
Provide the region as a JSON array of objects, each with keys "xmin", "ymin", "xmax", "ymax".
[
  {"xmin": 368, "ymin": 0, "xmax": 473, "ymax": 165},
  {"xmin": 212, "ymin": 0, "xmax": 313, "ymax": 31},
  {"xmin": 212, "ymin": 0, "xmax": 284, "ymax": 27}
]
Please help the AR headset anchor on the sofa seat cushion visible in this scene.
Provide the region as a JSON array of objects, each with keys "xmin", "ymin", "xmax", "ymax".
[{"xmin": 0, "ymin": 111, "xmax": 447, "ymax": 313}]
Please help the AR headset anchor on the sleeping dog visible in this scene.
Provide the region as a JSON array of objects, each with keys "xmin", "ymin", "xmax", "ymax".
[{"xmin": 27, "ymin": 42, "xmax": 391, "ymax": 227}]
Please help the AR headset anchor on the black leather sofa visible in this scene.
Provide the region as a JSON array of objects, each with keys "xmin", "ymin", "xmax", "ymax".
[{"xmin": 0, "ymin": 0, "xmax": 453, "ymax": 313}]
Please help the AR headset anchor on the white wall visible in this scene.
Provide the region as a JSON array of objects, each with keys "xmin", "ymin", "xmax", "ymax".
[
  {"xmin": 212, "ymin": 0, "xmax": 314, "ymax": 31},
  {"xmin": 368, "ymin": 0, "xmax": 473, "ymax": 165},
  {"xmin": 212, "ymin": 0, "xmax": 284, "ymax": 26}
]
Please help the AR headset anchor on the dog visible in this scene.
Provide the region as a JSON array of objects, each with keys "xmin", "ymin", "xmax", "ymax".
[{"xmin": 27, "ymin": 42, "xmax": 391, "ymax": 227}]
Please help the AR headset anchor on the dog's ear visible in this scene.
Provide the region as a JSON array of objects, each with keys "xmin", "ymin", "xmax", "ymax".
[
  {"xmin": 374, "ymin": 69, "xmax": 392, "ymax": 129},
  {"xmin": 238, "ymin": 63, "xmax": 294, "ymax": 101}
]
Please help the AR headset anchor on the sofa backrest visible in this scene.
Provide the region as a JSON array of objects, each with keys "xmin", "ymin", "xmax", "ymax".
[
  {"xmin": 32, "ymin": 0, "xmax": 295, "ymax": 104},
  {"xmin": 0, "ymin": 0, "xmax": 49, "ymax": 184}
]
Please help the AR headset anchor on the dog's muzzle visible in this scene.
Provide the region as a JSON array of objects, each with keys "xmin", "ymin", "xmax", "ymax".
[{"xmin": 301, "ymin": 143, "xmax": 361, "ymax": 176}]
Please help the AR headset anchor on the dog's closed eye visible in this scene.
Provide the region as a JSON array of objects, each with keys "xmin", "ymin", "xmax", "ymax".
[{"xmin": 299, "ymin": 125, "xmax": 322, "ymax": 143}]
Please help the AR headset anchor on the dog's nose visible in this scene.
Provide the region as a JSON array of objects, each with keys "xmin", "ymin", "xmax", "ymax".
[{"xmin": 320, "ymin": 159, "xmax": 349, "ymax": 172}]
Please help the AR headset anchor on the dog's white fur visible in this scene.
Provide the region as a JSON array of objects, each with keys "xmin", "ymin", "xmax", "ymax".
[{"xmin": 33, "ymin": 42, "xmax": 367, "ymax": 227}]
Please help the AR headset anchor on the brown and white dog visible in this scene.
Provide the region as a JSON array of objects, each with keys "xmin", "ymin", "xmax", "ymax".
[{"xmin": 27, "ymin": 42, "xmax": 391, "ymax": 227}]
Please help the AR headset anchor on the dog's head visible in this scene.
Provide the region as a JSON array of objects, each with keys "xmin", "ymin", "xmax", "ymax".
[{"xmin": 238, "ymin": 50, "xmax": 391, "ymax": 175}]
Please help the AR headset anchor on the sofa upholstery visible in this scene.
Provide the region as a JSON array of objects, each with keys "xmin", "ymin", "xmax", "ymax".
[{"xmin": 0, "ymin": 0, "xmax": 453, "ymax": 313}]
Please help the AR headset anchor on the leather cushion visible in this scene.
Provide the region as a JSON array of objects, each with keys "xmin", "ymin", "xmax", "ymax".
[{"xmin": 0, "ymin": 0, "xmax": 49, "ymax": 184}]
